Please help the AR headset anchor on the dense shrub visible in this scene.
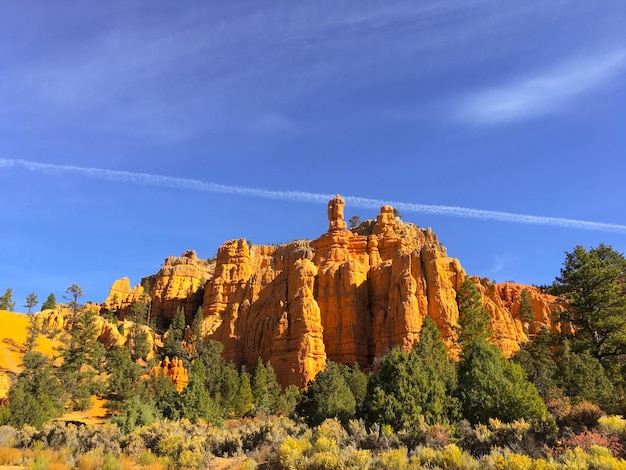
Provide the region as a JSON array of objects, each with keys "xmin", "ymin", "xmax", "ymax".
[
  {"xmin": 0, "ymin": 425, "xmax": 16, "ymax": 448},
  {"xmin": 556, "ymin": 429, "xmax": 623, "ymax": 457}
]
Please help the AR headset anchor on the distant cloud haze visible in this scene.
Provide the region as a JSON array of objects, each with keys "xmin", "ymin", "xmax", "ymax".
[{"xmin": 455, "ymin": 50, "xmax": 626, "ymax": 124}]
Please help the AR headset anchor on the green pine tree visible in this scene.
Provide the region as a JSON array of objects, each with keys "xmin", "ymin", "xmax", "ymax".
[
  {"xmin": 456, "ymin": 277, "xmax": 492, "ymax": 348},
  {"xmin": 511, "ymin": 327, "xmax": 558, "ymax": 398},
  {"xmin": 252, "ymin": 358, "xmax": 281, "ymax": 415},
  {"xmin": 297, "ymin": 361, "xmax": 356, "ymax": 426},
  {"xmin": 456, "ymin": 338, "xmax": 548, "ymax": 424},
  {"xmin": 552, "ymin": 244, "xmax": 626, "ymax": 360},
  {"xmin": 23, "ymin": 292, "xmax": 38, "ymax": 314},
  {"xmin": 233, "ymin": 368, "xmax": 255, "ymax": 417},
  {"xmin": 364, "ymin": 319, "xmax": 459, "ymax": 431},
  {"xmin": 41, "ymin": 292, "xmax": 57, "ymax": 311},
  {"xmin": 180, "ymin": 360, "xmax": 223, "ymax": 425},
  {"xmin": 59, "ymin": 306, "xmax": 107, "ymax": 410},
  {"xmin": 9, "ymin": 340, "xmax": 63, "ymax": 428},
  {"xmin": 161, "ymin": 306, "xmax": 188, "ymax": 362},
  {"xmin": 556, "ymin": 339, "xmax": 614, "ymax": 410},
  {"xmin": 520, "ymin": 288, "xmax": 534, "ymax": 323},
  {"xmin": 0, "ymin": 288, "xmax": 15, "ymax": 311}
]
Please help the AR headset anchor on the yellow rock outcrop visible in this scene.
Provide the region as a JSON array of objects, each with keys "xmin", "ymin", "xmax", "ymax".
[
  {"xmin": 149, "ymin": 356, "xmax": 189, "ymax": 393},
  {"xmin": 193, "ymin": 195, "xmax": 558, "ymax": 387},
  {"xmin": 102, "ymin": 277, "xmax": 145, "ymax": 312}
]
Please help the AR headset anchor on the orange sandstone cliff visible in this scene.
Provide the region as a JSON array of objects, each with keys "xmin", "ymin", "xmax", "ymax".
[{"xmin": 104, "ymin": 195, "xmax": 560, "ymax": 388}]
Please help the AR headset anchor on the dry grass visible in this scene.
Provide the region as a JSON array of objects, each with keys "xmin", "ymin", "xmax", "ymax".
[
  {"xmin": 58, "ymin": 396, "xmax": 110, "ymax": 426},
  {"xmin": 0, "ymin": 447, "xmax": 22, "ymax": 465}
]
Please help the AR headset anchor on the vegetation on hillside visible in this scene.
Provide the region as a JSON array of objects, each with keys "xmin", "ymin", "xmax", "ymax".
[{"xmin": 1, "ymin": 243, "xmax": 626, "ymax": 468}]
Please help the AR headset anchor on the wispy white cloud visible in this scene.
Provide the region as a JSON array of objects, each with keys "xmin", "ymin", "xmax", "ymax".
[
  {"xmin": 483, "ymin": 253, "xmax": 515, "ymax": 276},
  {"xmin": 2, "ymin": 158, "xmax": 626, "ymax": 234},
  {"xmin": 455, "ymin": 50, "xmax": 626, "ymax": 124}
]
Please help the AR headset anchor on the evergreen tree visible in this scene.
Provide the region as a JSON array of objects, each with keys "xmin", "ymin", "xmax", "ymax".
[
  {"xmin": 23, "ymin": 312, "xmax": 41, "ymax": 354},
  {"xmin": 64, "ymin": 284, "xmax": 84, "ymax": 312},
  {"xmin": 297, "ymin": 361, "xmax": 356, "ymax": 426},
  {"xmin": 348, "ymin": 215, "xmax": 361, "ymax": 229},
  {"xmin": 456, "ymin": 338, "xmax": 548, "ymax": 424},
  {"xmin": 113, "ymin": 395, "xmax": 160, "ymax": 434},
  {"xmin": 520, "ymin": 289, "xmax": 534, "ymax": 323},
  {"xmin": 364, "ymin": 320, "xmax": 459, "ymax": 431},
  {"xmin": 197, "ymin": 340, "xmax": 228, "ymax": 397},
  {"xmin": 456, "ymin": 280, "xmax": 547, "ymax": 424},
  {"xmin": 9, "ymin": 325, "xmax": 63, "ymax": 428},
  {"xmin": 179, "ymin": 360, "xmax": 223, "ymax": 425},
  {"xmin": 219, "ymin": 363, "xmax": 243, "ymax": 414},
  {"xmin": 512, "ymin": 327, "xmax": 558, "ymax": 398},
  {"xmin": 252, "ymin": 358, "xmax": 281, "ymax": 414},
  {"xmin": 59, "ymin": 306, "xmax": 106, "ymax": 410},
  {"xmin": 141, "ymin": 373, "xmax": 180, "ymax": 421},
  {"xmin": 276, "ymin": 385, "xmax": 302, "ymax": 417},
  {"xmin": 161, "ymin": 306, "xmax": 188, "ymax": 362},
  {"xmin": 340, "ymin": 363, "xmax": 368, "ymax": 415},
  {"xmin": 0, "ymin": 288, "xmax": 15, "ymax": 311},
  {"xmin": 24, "ymin": 292, "xmax": 38, "ymax": 314},
  {"xmin": 456, "ymin": 277, "xmax": 491, "ymax": 348},
  {"xmin": 105, "ymin": 346, "xmax": 143, "ymax": 409},
  {"xmin": 552, "ymin": 244, "xmax": 626, "ymax": 360},
  {"xmin": 556, "ymin": 339, "xmax": 614, "ymax": 410},
  {"xmin": 129, "ymin": 301, "xmax": 148, "ymax": 325},
  {"xmin": 191, "ymin": 307, "xmax": 204, "ymax": 345},
  {"xmin": 128, "ymin": 301, "xmax": 150, "ymax": 361},
  {"xmin": 41, "ymin": 292, "xmax": 57, "ymax": 311},
  {"xmin": 233, "ymin": 368, "xmax": 255, "ymax": 417}
]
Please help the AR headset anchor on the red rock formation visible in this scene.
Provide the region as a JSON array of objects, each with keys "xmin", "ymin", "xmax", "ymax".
[
  {"xmin": 103, "ymin": 195, "xmax": 562, "ymax": 388},
  {"xmin": 493, "ymin": 282, "xmax": 563, "ymax": 335},
  {"xmin": 193, "ymin": 195, "xmax": 561, "ymax": 388},
  {"xmin": 149, "ymin": 356, "xmax": 189, "ymax": 393},
  {"xmin": 151, "ymin": 250, "xmax": 214, "ymax": 327},
  {"xmin": 102, "ymin": 277, "xmax": 146, "ymax": 313},
  {"xmin": 105, "ymin": 251, "xmax": 215, "ymax": 328}
]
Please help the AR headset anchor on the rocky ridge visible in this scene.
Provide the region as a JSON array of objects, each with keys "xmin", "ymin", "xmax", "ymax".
[{"xmin": 104, "ymin": 195, "xmax": 560, "ymax": 387}]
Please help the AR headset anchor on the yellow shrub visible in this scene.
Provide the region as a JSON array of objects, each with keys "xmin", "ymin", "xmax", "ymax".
[
  {"xmin": 414, "ymin": 446, "xmax": 438, "ymax": 466},
  {"xmin": 528, "ymin": 460, "xmax": 559, "ymax": 470},
  {"xmin": 277, "ymin": 436, "xmax": 312, "ymax": 470},
  {"xmin": 346, "ymin": 449, "xmax": 372, "ymax": 469},
  {"xmin": 178, "ymin": 449, "xmax": 204, "ymax": 468},
  {"xmin": 308, "ymin": 451, "xmax": 342, "ymax": 470},
  {"xmin": 156, "ymin": 435, "xmax": 184, "ymax": 457},
  {"xmin": 598, "ymin": 415, "xmax": 626, "ymax": 436},
  {"xmin": 483, "ymin": 449, "xmax": 533, "ymax": 470},
  {"xmin": 0, "ymin": 447, "xmax": 22, "ymax": 465},
  {"xmin": 240, "ymin": 458, "xmax": 258, "ymax": 470},
  {"xmin": 314, "ymin": 418, "xmax": 348, "ymax": 444},
  {"xmin": 375, "ymin": 447, "xmax": 408, "ymax": 470},
  {"xmin": 561, "ymin": 446, "xmax": 626, "ymax": 470},
  {"xmin": 440, "ymin": 443, "xmax": 477, "ymax": 469},
  {"xmin": 313, "ymin": 436, "xmax": 339, "ymax": 454},
  {"xmin": 586, "ymin": 445, "xmax": 626, "ymax": 470}
]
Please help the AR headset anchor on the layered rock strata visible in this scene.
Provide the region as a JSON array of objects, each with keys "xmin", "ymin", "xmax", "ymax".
[
  {"xmin": 149, "ymin": 356, "xmax": 189, "ymax": 393},
  {"xmin": 104, "ymin": 250, "xmax": 214, "ymax": 328},
  {"xmin": 195, "ymin": 195, "xmax": 558, "ymax": 387},
  {"xmin": 103, "ymin": 195, "xmax": 560, "ymax": 388}
]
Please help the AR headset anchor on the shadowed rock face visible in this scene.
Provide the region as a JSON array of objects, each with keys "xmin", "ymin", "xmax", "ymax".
[{"xmin": 104, "ymin": 196, "xmax": 560, "ymax": 388}]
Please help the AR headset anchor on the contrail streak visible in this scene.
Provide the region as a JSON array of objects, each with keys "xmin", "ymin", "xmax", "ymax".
[{"xmin": 3, "ymin": 158, "xmax": 626, "ymax": 234}]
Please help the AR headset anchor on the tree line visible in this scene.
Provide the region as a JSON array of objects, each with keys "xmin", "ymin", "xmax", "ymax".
[{"xmin": 1, "ymin": 243, "xmax": 625, "ymax": 440}]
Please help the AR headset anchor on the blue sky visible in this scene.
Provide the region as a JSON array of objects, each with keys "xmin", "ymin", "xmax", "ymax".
[{"xmin": 1, "ymin": 1, "xmax": 625, "ymax": 308}]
